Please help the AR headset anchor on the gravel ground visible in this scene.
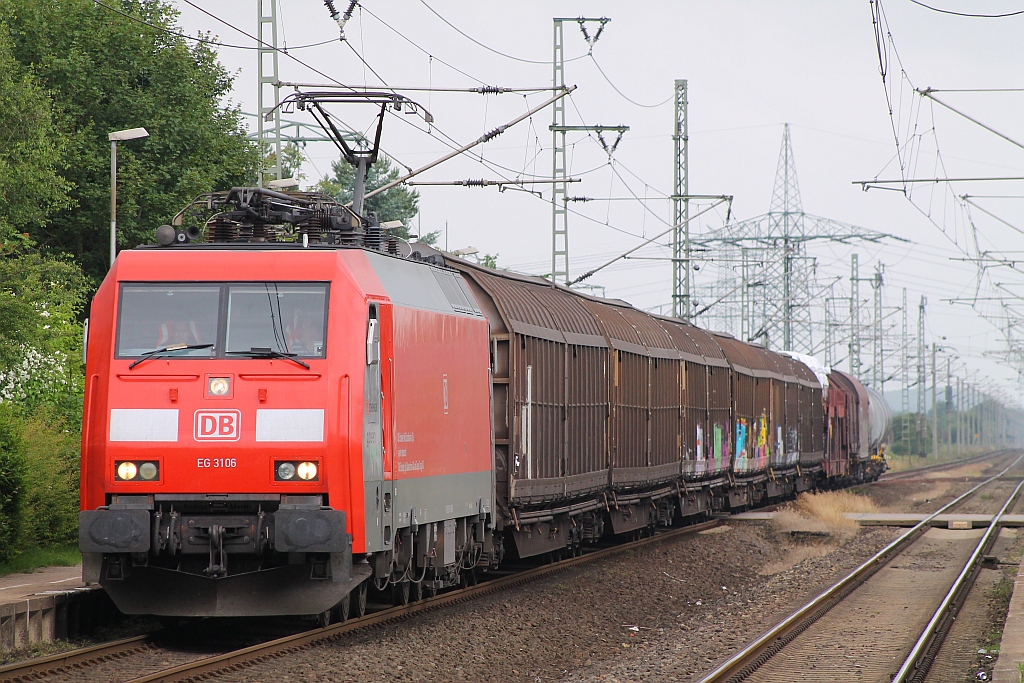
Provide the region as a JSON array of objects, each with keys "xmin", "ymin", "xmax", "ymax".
[
  {"xmin": 15, "ymin": 456, "xmax": 1017, "ymax": 681},
  {"xmin": 214, "ymin": 522, "xmax": 902, "ymax": 683}
]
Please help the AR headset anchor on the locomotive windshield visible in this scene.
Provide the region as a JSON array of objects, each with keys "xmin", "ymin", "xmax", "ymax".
[
  {"xmin": 224, "ymin": 284, "xmax": 327, "ymax": 357},
  {"xmin": 116, "ymin": 282, "xmax": 329, "ymax": 358}
]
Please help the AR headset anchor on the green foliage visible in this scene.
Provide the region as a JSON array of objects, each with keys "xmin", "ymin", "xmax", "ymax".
[
  {"xmin": 263, "ymin": 142, "xmax": 307, "ymax": 185},
  {"xmin": 0, "ymin": 404, "xmax": 82, "ymax": 560},
  {"xmin": 0, "ymin": 0, "xmax": 259, "ymax": 278},
  {"xmin": 0, "ymin": 251, "xmax": 90, "ymax": 420},
  {"xmin": 0, "ymin": 252, "xmax": 90, "ymax": 362},
  {"xmin": 17, "ymin": 407, "xmax": 80, "ymax": 548},
  {"xmin": 316, "ymin": 156, "xmax": 440, "ymax": 244},
  {"xmin": 0, "ymin": 251, "xmax": 87, "ymax": 560},
  {"xmin": 0, "ymin": 24, "xmax": 72, "ymax": 246},
  {"xmin": 0, "ymin": 403, "xmax": 24, "ymax": 563},
  {"xmin": 480, "ymin": 253, "xmax": 499, "ymax": 269}
]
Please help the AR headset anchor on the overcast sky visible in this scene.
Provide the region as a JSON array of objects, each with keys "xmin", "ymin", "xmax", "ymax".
[{"xmin": 172, "ymin": 0, "xmax": 1024, "ymax": 404}]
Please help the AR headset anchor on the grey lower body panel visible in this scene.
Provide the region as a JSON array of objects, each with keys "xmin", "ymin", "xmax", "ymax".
[
  {"xmin": 392, "ymin": 470, "xmax": 492, "ymax": 528},
  {"xmin": 101, "ymin": 562, "xmax": 372, "ymax": 617}
]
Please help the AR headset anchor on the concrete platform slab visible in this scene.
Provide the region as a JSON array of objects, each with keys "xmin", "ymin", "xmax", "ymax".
[
  {"xmin": 0, "ymin": 566, "xmax": 116, "ymax": 652},
  {"xmin": 0, "ymin": 565, "xmax": 85, "ymax": 606},
  {"xmin": 993, "ymin": 559, "xmax": 1024, "ymax": 683}
]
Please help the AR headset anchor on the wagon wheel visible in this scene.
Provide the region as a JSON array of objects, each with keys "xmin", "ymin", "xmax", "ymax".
[{"xmin": 392, "ymin": 580, "xmax": 410, "ymax": 606}]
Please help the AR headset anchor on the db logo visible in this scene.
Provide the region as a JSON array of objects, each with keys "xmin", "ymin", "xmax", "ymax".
[{"xmin": 194, "ymin": 410, "xmax": 241, "ymax": 441}]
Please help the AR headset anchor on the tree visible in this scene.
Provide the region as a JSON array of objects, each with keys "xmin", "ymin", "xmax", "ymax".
[
  {"xmin": 316, "ymin": 156, "xmax": 439, "ymax": 246},
  {"xmin": 262, "ymin": 142, "xmax": 306, "ymax": 186},
  {"xmin": 0, "ymin": 24, "xmax": 72, "ymax": 248},
  {"xmin": 0, "ymin": 0, "xmax": 259, "ymax": 278}
]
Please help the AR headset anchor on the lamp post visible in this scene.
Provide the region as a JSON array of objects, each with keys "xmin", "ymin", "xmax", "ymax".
[{"xmin": 108, "ymin": 127, "xmax": 149, "ymax": 269}]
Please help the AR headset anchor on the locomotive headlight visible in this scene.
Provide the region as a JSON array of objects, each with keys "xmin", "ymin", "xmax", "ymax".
[
  {"xmin": 139, "ymin": 462, "xmax": 159, "ymax": 480},
  {"xmin": 296, "ymin": 461, "xmax": 318, "ymax": 480},
  {"xmin": 275, "ymin": 460, "xmax": 319, "ymax": 482},
  {"xmin": 208, "ymin": 377, "xmax": 230, "ymax": 396},
  {"xmin": 116, "ymin": 461, "xmax": 138, "ymax": 480},
  {"xmin": 277, "ymin": 462, "xmax": 296, "ymax": 480},
  {"xmin": 115, "ymin": 460, "xmax": 159, "ymax": 482}
]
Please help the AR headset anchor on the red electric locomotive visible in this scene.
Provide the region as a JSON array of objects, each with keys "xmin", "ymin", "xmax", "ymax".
[{"xmin": 79, "ymin": 189, "xmax": 495, "ymax": 618}]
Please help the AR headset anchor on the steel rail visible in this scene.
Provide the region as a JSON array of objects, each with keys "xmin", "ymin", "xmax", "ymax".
[
  {"xmin": 0, "ymin": 633, "xmax": 156, "ymax": 682},
  {"xmin": 118, "ymin": 519, "xmax": 720, "ymax": 682},
  {"xmin": 892, "ymin": 476, "xmax": 1024, "ymax": 683},
  {"xmin": 696, "ymin": 452, "xmax": 1024, "ymax": 683}
]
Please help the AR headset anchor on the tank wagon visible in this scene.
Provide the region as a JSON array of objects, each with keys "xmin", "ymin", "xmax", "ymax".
[{"xmin": 78, "ymin": 188, "xmax": 888, "ymax": 620}]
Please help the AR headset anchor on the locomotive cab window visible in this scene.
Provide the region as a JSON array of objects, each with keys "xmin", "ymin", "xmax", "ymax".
[
  {"xmin": 116, "ymin": 284, "xmax": 219, "ymax": 357},
  {"xmin": 116, "ymin": 282, "xmax": 329, "ymax": 359},
  {"xmin": 225, "ymin": 284, "xmax": 328, "ymax": 358}
]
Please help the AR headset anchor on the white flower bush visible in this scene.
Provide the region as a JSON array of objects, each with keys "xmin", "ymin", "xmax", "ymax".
[{"xmin": 0, "ymin": 344, "xmax": 80, "ymax": 407}]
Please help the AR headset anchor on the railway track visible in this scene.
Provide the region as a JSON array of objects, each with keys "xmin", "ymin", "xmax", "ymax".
[
  {"xmin": 696, "ymin": 451, "xmax": 1024, "ymax": 683},
  {"xmin": 0, "ymin": 518, "xmax": 724, "ymax": 683},
  {"xmin": 877, "ymin": 448, "xmax": 1017, "ymax": 482},
  {"xmin": 1, "ymin": 449, "xmax": 1013, "ymax": 683}
]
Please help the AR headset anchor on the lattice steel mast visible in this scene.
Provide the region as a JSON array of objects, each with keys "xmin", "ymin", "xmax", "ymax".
[
  {"xmin": 672, "ymin": 79, "xmax": 689, "ymax": 318},
  {"xmin": 257, "ymin": 0, "xmax": 282, "ymax": 186},
  {"xmin": 551, "ymin": 18, "xmax": 627, "ymax": 284},
  {"xmin": 691, "ymin": 124, "xmax": 897, "ymax": 355}
]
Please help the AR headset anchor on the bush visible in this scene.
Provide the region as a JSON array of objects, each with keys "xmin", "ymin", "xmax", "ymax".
[
  {"xmin": 0, "ymin": 403, "xmax": 24, "ymax": 562},
  {"xmin": 0, "ymin": 250, "xmax": 88, "ymax": 560},
  {"xmin": 17, "ymin": 406, "xmax": 79, "ymax": 547}
]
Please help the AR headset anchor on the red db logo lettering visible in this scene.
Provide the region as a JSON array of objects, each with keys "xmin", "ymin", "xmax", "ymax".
[{"xmin": 194, "ymin": 410, "xmax": 240, "ymax": 441}]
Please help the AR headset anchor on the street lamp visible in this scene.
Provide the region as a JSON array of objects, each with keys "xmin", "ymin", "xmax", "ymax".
[{"xmin": 108, "ymin": 127, "xmax": 149, "ymax": 269}]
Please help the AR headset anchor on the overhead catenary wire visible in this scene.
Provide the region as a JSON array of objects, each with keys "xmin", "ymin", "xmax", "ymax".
[
  {"xmin": 588, "ymin": 54, "xmax": 673, "ymax": 108},
  {"xmin": 907, "ymin": 0, "xmax": 1024, "ymax": 18},
  {"xmin": 357, "ymin": 3, "xmax": 487, "ymax": 85},
  {"xmin": 568, "ymin": 199, "xmax": 730, "ymax": 286},
  {"xmin": 356, "ymin": 86, "xmax": 577, "ymax": 203},
  {"xmin": 96, "ymin": 0, "xmax": 341, "ymax": 51},
  {"xmin": 176, "ymin": 0, "xmax": 356, "ymax": 89},
  {"xmin": 416, "ymin": 0, "xmax": 589, "ymax": 65}
]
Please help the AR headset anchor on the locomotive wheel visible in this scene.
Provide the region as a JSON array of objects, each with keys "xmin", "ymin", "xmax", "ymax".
[
  {"xmin": 334, "ymin": 594, "xmax": 351, "ymax": 622},
  {"xmin": 316, "ymin": 608, "xmax": 332, "ymax": 628},
  {"xmin": 393, "ymin": 580, "xmax": 410, "ymax": 606},
  {"xmin": 354, "ymin": 580, "xmax": 368, "ymax": 618},
  {"xmin": 411, "ymin": 580, "xmax": 424, "ymax": 602},
  {"xmin": 425, "ymin": 584, "xmax": 437, "ymax": 599}
]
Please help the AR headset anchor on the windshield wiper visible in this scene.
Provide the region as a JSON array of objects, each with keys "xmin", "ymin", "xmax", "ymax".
[
  {"xmin": 128, "ymin": 343, "xmax": 214, "ymax": 370},
  {"xmin": 225, "ymin": 347, "xmax": 310, "ymax": 369}
]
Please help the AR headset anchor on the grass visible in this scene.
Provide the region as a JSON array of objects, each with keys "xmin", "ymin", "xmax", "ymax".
[
  {"xmin": 772, "ymin": 490, "xmax": 878, "ymax": 539},
  {"xmin": 885, "ymin": 448, "xmax": 998, "ymax": 473},
  {"xmin": 0, "ymin": 545, "xmax": 80, "ymax": 578},
  {"xmin": 792, "ymin": 490, "xmax": 877, "ymax": 528}
]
